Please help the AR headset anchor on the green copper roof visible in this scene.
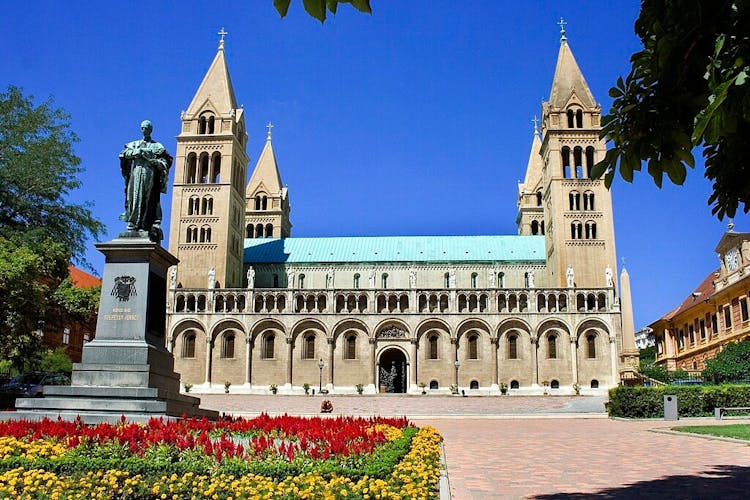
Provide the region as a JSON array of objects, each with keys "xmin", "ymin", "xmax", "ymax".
[{"xmin": 243, "ymin": 235, "xmax": 546, "ymax": 264}]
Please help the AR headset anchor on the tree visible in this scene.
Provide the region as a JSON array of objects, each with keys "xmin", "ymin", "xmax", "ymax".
[
  {"xmin": 39, "ymin": 348, "xmax": 73, "ymax": 375},
  {"xmin": 274, "ymin": 0, "xmax": 371, "ymax": 23},
  {"xmin": 594, "ymin": 0, "xmax": 750, "ymax": 219},
  {"xmin": 0, "ymin": 86, "xmax": 103, "ymax": 370},
  {"xmin": 702, "ymin": 340, "xmax": 750, "ymax": 384}
]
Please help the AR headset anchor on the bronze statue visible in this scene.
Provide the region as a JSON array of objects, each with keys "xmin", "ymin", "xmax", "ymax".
[{"xmin": 119, "ymin": 120, "xmax": 172, "ymax": 242}]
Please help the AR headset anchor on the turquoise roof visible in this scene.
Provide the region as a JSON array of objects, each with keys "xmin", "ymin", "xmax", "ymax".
[{"xmin": 244, "ymin": 235, "xmax": 546, "ymax": 264}]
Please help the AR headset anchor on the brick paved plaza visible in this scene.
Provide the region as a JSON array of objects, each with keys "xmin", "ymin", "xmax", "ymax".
[{"xmin": 198, "ymin": 394, "xmax": 750, "ymax": 499}]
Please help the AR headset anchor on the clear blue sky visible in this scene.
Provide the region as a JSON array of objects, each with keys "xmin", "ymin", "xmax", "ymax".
[{"xmin": 3, "ymin": 1, "xmax": 749, "ymax": 330}]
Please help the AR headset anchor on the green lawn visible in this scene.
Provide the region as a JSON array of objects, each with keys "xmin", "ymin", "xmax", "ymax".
[{"xmin": 672, "ymin": 424, "xmax": 750, "ymax": 441}]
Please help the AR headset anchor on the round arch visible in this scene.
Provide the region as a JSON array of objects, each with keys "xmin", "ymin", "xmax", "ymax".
[
  {"xmin": 574, "ymin": 318, "xmax": 611, "ymax": 341},
  {"xmin": 415, "ymin": 318, "xmax": 451, "ymax": 341},
  {"xmin": 249, "ymin": 318, "xmax": 286, "ymax": 343},
  {"xmin": 376, "ymin": 345, "xmax": 409, "ymax": 394},
  {"xmin": 331, "ymin": 318, "xmax": 370, "ymax": 343},
  {"xmin": 210, "ymin": 319, "xmax": 246, "ymax": 342},
  {"xmin": 456, "ymin": 318, "xmax": 492, "ymax": 341},
  {"xmin": 290, "ymin": 318, "xmax": 328, "ymax": 341},
  {"xmin": 373, "ymin": 318, "xmax": 412, "ymax": 340},
  {"xmin": 496, "ymin": 318, "xmax": 533, "ymax": 341},
  {"xmin": 170, "ymin": 319, "xmax": 207, "ymax": 349}
]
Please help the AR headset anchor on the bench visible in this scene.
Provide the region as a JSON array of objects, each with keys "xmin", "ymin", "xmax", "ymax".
[{"xmin": 714, "ymin": 407, "xmax": 750, "ymax": 420}]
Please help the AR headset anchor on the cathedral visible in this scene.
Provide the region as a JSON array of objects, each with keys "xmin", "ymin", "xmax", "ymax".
[{"xmin": 165, "ymin": 31, "xmax": 639, "ymax": 395}]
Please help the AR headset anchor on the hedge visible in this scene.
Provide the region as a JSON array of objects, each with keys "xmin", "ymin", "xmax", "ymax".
[{"xmin": 608, "ymin": 385, "xmax": 750, "ymax": 418}]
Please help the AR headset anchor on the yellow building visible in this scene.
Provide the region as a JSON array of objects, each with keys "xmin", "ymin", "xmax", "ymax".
[{"xmin": 651, "ymin": 227, "xmax": 750, "ymax": 372}]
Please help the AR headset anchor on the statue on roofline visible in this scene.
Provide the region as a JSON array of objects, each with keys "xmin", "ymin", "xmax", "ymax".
[{"xmin": 119, "ymin": 120, "xmax": 172, "ymax": 242}]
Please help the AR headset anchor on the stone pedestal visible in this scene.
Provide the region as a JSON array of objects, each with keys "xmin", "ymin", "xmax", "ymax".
[{"xmin": 13, "ymin": 236, "xmax": 218, "ymax": 423}]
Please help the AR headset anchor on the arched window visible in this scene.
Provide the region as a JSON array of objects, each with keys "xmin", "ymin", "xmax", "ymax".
[
  {"xmin": 575, "ymin": 109, "xmax": 583, "ymax": 128},
  {"xmin": 468, "ymin": 334, "xmax": 478, "ymax": 359},
  {"xmin": 444, "ymin": 273, "xmax": 450, "ymax": 288},
  {"xmin": 429, "ymin": 380, "xmax": 439, "ymax": 390},
  {"xmin": 510, "ymin": 380, "xmax": 519, "ymax": 389},
  {"xmin": 590, "ymin": 379, "xmax": 599, "ymax": 389},
  {"xmin": 345, "ymin": 334, "xmax": 357, "ymax": 360},
  {"xmin": 573, "ymin": 146, "xmax": 583, "ymax": 178},
  {"xmin": 200, "ymin": 225, "xmax": 211, "ymax": 243},
  {"xmin": 188, "ymin": 195, "xmax": 199, "ymax": 215},
  {"xmin": 199, "ymin": 153, "xmax": 209, "ymax": 183},
  {"xmin": 265, "ymin": 223, "xmax": 273, "ymax": 238},
  {"xmin": 498, "ymin": 272, "xmax": 505, "ymax": 288},
  {"xmin": 569, "ymin": 191, "xmax": 580, "ymax": 211},
  {"xmin": 186, "ymin": 153, "xmax": 197, "ymax": 184},
  {"xmin": 304, "ymin": 333, "xmax": 315, "ymax": 360},
  {"xmin": 255, "ymin": 223, "xmax": 263, "ymax": 238},
  {"xmin": 471, "ymin": 273, "xmax": 478, "ymax": 288},
  {"xmin": 353, "ymin": 273, "xmax": 360, "ymax": 289},
  {"xmin": 381, "ymin": 273, "xmax": 388, "ymax": 289},
  {"xmin": 587, "ymin": 333, "xmax": 596, "ymax": 358},
  {"xmin": 254, "ymin": 194, "xmax": 268, "ymax": 211},
  {"xmin": 585, "ymin": 221, "xmax": 597, "ymax": 239},
  {"xmin": 201, "ymin": 196, "xmax": 213, "ymax": 215},
  {"xmin": 508, "ymin": 334, "xmax": 518, "ymax": 359},
  {"xmin": 182, "ymin": 332, "xmax": 196, "ymax": 358},
  {"xmin": 207, "ymin": 115, "xmax": 215, "ymax": 134},
  {"xmin": 186, "ymin": 225, "xmax": 198, "ymax": 243},
  {"xmin": 567, "ymin": 109, "xmax": 575, "ymax": 128},
  {"xmin": 531, "ymin": 220, "xmax": 540, "ymax": 235},
  {"xmin": 548, "ymin": 334, "xmax": 557, "ymax": 359},
  {"xmin": 429, "ymin": 334, "xmax": 438, "ymax": 359},
  {"xmin": 298, "ymin": 274, "xmax": 305, "ymax": 288},
  {"xmin": 561, "ymin": 146, "xmax": 571, "ymax": 178},
  {"xmin": 198, "ymin": 116, "xmax": 207, "ymax": 134},
  {"xmin": 536, "ymin": 190, "xmax": 543, "ymax": 206},
  {"xmin": 551, "ymin": 379, "xmax": 560, "ymax": 389},
  {"xmin": 246, "ymin": 224, "xmax": 254, "ymax": 238},
  {"xmin": 222, "ymin": 333, "xmax": 235, "ymax": 359},
  {"xmin": 583, "ymin": 191, "xmax": 594, "ymax": 211},
  {"xmin": 210, "ymin": 152, "xmax": 221, "ymax": 183},
  {"xmin": 470, "ymin": 380, "xmax": 479, "ymax": 389},
  {"xmin": 571, "ymin": 221, "xmax": 582, "ymax": 239},
  {"xmin": 585, "ymin": 146, "xmax": 595, "ymax": 175},
  {"xmin": 263, "ymin": 334, "xmax": 275, "ymax": 359}
]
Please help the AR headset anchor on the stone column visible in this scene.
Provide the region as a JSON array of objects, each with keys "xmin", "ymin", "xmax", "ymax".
[
  {"xmin": 287, "ymin": 337, "xmax": 294, "ymax": 387},
  {"xmin": 328, "ymin": 337, "xmax": 335, "ymax": 389},
  {"xmin": 204, "ymin": 338, "xmax": 212, "ymax": 385},
  {"xmin": 410, "ymin": 338, "xmax": 418, "ymax": 389},
  {"xmin": 570, "ymin": 337, "xmax": 579, "ymax": 385},
  {"xmin": 251, "ymin": 333, "xmax": 253, "ymax": 385},
  {"xmin": 451, "ymin": 337, "xmax": 459, "ymax": 386},
  {"xmin": 491, "ymin": 337, "xmax": 500, "ymax": 388},
  {"xmin": 369, "ymin": 337, "xmax": 377, "ymax": 388},
  {"xmin": 530, "ymin": 336, "xmax": 539, "ymax": 385}
]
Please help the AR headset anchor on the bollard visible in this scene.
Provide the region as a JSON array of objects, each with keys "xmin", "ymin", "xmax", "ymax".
[{"xmin": 664, "ymin": 394, "xmax": 678, "ymax": 420}]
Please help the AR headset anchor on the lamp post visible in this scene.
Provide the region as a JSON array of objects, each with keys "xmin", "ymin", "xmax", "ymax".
[
  {"xmin": 318, "ymin": 358, "xmax": 325, "ymax": 393},
  {"xmin": 454, "ymin": 359, "xmax": 460, "ymax": 390}
]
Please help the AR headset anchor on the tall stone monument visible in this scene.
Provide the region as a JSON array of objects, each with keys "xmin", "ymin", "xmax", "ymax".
[{"xmin": 14, "ymin": 121, "xmax": 217, "ymax": 423}]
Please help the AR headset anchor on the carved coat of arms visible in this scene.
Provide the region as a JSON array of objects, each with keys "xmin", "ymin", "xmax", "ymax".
[{"xmin": 111, "ymin": 276, "xmax": 137, "ymax": 302}]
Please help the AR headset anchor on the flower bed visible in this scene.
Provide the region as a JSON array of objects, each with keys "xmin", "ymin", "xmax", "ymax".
[{"xmin": 0, "ymin": 414, "xmax": 442, "ymax": 498}]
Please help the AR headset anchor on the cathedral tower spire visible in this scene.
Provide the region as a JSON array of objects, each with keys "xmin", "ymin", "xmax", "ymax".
[
  {"xmin": 538, "ymin": 25, "xmax": 617, "ymax": 288},
  {"xmin": 244, "ymin": 123, "xmax": 291, "ymax": 240},
  {"xmin": 168, "ymin": 35, "xmax": 249, "ymax": 288}
]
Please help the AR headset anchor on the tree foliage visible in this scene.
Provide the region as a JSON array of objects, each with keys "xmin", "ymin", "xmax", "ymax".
[
  {"xmin": 39, "ymin": 348, "xmax": 73, "ymax": 374},
  {"xmin": 594, "ymin": 0, "xmax": 750, "ymax": 219},
  {"xmin": 703, "ymin": 340, "xmax": 750, "ymax": 383},
  {"xmin": 0, "ymin": 86, "xmax": 103, "ymax": 370},
  {"xmin": 274, "ymin": 0, "xmax": 371, "ymax": 23}
]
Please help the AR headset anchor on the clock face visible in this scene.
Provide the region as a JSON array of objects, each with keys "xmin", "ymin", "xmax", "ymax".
[{"xmin": 725, "ymin": 248, "xmax": 739, "ymax": 271}]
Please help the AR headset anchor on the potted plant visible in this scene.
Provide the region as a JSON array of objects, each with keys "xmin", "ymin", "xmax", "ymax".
[
  {"xmin": 320, "ymin": 399, "xmax": 333, "ymax": 413},
  {"xmin": 500, "ymin": 382, "xmax": 508, "ymax": 395},
  {"xmin": 542, "ymin": 381, "xmax": 549, "ymax": 395},
  {"xmin": 450, "ymin": 384, "xmax": 458, "ymax": 395},
  {"xmin": 573, "ymin": 382, "xmax": 581, "ymax": 396},
  {"xmin": 355, "ymin": 383, "xmax": 364, "ymax": 395},
  {"xmin": 270, "ymin": 384, "xmax": 278, "ymax": 394},
  {"xmin": 419, "ymin": 382, "xmax": 427, "ymax": 395},
  {"xmin": 303, "ymin": 383, "xmax": 311, "ymax": 395},
  {"xmin": 183, "ymin": 383, "xmax": 192, "ymax": 393}
]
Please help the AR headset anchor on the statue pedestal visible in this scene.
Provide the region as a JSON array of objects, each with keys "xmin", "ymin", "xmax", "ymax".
[{"xmin": 13, "ymin": 237, "xmax": 218, "ymax": 423}]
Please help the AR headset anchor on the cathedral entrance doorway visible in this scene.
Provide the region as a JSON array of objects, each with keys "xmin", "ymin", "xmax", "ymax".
[{"xmin": 377, "ymin": 348, "xmax": 408, "ymax": 393}]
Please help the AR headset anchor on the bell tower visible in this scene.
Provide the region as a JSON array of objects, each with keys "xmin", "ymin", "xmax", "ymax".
[
  {"xmin": 168, "ymin": 33, "xmax": 249, "ymax": 289},
  {"xmin": 537, "ymin": 22, "xmax": 617, "ymax": 288}
]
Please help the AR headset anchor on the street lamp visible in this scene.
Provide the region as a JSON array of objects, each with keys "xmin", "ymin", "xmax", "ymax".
[
  {"xmin": 318, "ymin": 358, "xmax": 325, "ymax": 393},
  {"xmin": 454, "ymin": 359, "xmax": 460, "ymax": 390}
]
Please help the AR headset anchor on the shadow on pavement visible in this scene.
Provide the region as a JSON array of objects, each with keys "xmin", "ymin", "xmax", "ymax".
[{"xmin": 531, "ymin": 464, "xmax": 750, "ymax": 499}]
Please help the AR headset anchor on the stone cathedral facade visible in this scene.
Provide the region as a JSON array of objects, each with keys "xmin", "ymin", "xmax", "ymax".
[{"xmin": 166, "ymin": 34, "xmax": 639, "ymax": 395}]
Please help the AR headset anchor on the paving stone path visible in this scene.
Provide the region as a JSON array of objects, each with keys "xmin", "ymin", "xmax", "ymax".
[{"xmin": 198, "ymin": 394, "xmax": 750, "ymax": 499}]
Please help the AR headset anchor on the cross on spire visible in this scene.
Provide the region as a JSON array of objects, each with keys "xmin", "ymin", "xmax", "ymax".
[
  {"xmin": 558, "ymin": 17, "xmax": 567, "ymax": 43},
  {"xmin": 266, "ymin": 122, "xmax": 274, "ymax": 140},
  {"xmin": 532, "ymin": 116, "xmax": 539, "ymax": 135},
  {"xmin": 218, "ymin": 27, "xmax": 228, "ymax": 49}
]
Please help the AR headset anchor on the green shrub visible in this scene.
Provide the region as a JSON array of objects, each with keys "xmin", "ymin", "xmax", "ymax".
[
  {"xmin": 608, "ymin": 385, "xmax": 750, "ymax": 418},
  {"xmin": 703, "ymin": 341, "xmax": 750, "ymax": 383}
]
